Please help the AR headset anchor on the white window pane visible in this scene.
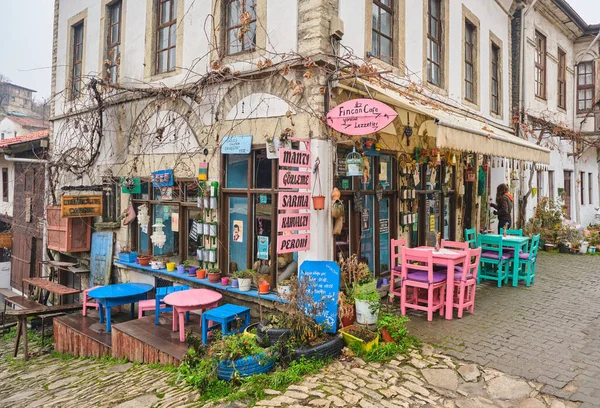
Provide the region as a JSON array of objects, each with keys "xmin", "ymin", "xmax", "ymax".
[
  {"xmin": 245, "ymin": 21, "xmax": 256, "ymax": 49},
  {"xmin": 380, "ymin": 36, "xmax": 391, "ymax": 61},
  {"xmin": 372, "ymin": 4, "xmax": 378, "ymax": 28},
  {"xmin": 169, "ymin": 49, "xmax": 176, "ymax": 70},
  {"xmin": 169, "ymin": 24, "xmax": 177, "ymax": 47},
  {"xmin": 161, "ymin": 1, "xmax": 171, "ymax": 24},
  {"xmin": 172, "ymin": 0, "xmax": 177, "ymax": 15},
  {"xmin": 586, "ymin": 73, "xmax": 592, "ymax": 85},
  {"xmin": 381, "ymin": 10, "xmax": 392, "ymax": 36},
  {"xmin": 430, "ymin": 17, "xmax": 437, "ymax": 38},
  {"xmin": 229, "ymin": 1, "xmax": 241, "ymax": 27},
  {"xmin": 372, "ymin": 34, "xmax": 379, "ymax": 57},
  {"xmin": 111, "ymin": 5, "xmax": 120, "ymax": 24},
  {"xmin": 157, "ymin": 50, "xmax": 168, "ymax": 73},
  {"xmin": 158, "ymin": 27, "xmax": 169, "ymax": 50},
  {"xmin": 432, "ymin": 42, "xmax": 439, "ymax": 63},
  {"xmin": 228, "ymin": 29, "xmax": 241, "ymax": 54},
  {"xmin": 111, "ymin": 24, "xmax": 119, "ymax": 43}
]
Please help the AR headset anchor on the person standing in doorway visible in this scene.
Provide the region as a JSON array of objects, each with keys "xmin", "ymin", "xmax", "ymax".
[{"xmin": 491, "ymin": 183, "xmax": 513, "ymax": 234}]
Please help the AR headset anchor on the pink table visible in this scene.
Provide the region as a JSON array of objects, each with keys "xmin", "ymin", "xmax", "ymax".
[
  {"xmin": 163, "ymin": 289, "xmax": 222, "ymax": 342},
  {"xmin": 415, "ymin": 247, "xmax": 467, "ymax": 320}
]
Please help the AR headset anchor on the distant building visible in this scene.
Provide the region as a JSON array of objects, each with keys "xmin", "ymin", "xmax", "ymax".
[
  {"xmin": 0, "ymin": 83, "xmax": 37, "ymax": 117},
  {"xmin": 0, "ymin": 115, "xmax": 50, "ymax": 142}
]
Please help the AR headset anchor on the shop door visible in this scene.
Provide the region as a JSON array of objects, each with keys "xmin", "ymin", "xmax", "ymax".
[
  {"xmin": 417, "ymin": 164, "xmax": 456, "ymax": 246},
  {"xmin": 563, "ymin": 171, "xmax": 572, "ymax": 219}
]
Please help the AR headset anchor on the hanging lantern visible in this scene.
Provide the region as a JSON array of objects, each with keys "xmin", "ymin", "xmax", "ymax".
[
  {"xmin": 346, "ymin": 148, "xmax": 363, "ymax": 177},
  {"xmin": 198, "ymin": 162, "xmax": 208, "ymax": 181},
  {"xmin": 450, "ymin": 153, "xmax": 457, "ymax": 166},
  {"xmin": 137, "ymin": 204, "xmax": 150, "ymax": 228},
  {"xmin": 151, "ymin": 222, "xmax": 167, "ymax": 249}
]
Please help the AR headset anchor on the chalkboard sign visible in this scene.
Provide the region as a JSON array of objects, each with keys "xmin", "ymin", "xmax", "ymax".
[{"xmin": 299, "ymin": 261, "xmax": 340, "ymax": 333}]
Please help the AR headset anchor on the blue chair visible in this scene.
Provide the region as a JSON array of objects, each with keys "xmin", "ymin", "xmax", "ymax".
[
  {"xmin": 138, "ymin": 285, "xmax": 191, "ymax": 325},
  {"xmin": 477, "ymin": 234, "xmax": 510, "ymax": 287},
  {"xmin": 515, "ymin": 234, "xmax": 540, "ymax": 287},
  {"xmin": 464, "ymin": 228, "xmax": 477, "ymax": 249},
  {"xmin": 201, "ymin": 304, "xmax": 251, "ymax": 345}
]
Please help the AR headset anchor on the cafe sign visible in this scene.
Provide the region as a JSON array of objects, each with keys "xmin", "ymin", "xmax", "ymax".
[
  {"xmin": 279, "ymin": 148, "xmax": 311, "ymax": 168},
  {"xmin": 61, "ymin": 195, "xmax": 103, "ymax": 218},
  {"xmin": 278, "ymin": 213, "xmax": 311, "ymax": 232},
  {"xmin": 278, "ymin": 170, "xmax": 311, "ymax": 190},
  {"xmin": 326, "ymin": 98, "xmax": 397, "ymax": 136},
  {"xmin": 277, "ymin": 233, "xmax": 310, "ymax": 254},
  {"xmin": 278, "ymin": 192, "xmax": 310, "ymax": 210}
]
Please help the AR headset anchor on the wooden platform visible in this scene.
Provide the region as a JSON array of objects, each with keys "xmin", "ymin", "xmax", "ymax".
[{"xmin": 112, "ymin": 314, "xmax": 202, "ymax": 366}]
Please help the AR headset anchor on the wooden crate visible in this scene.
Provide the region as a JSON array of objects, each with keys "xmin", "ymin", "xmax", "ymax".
[{"xmin": 47, "ymin": 206, "xmax": 92, "ymax": 252}]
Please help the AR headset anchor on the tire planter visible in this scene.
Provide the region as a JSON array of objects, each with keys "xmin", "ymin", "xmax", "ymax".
[
  {"xmin": 293, "ymin": 335, "xmax": 345, "ymax": 361},
  {"xmin": 216, "ymin": 353, "xmax": 274, "ymax": 380},
  {"xmin": 256, "ymin": 322, "xmax": 291, "ymax": 347}
]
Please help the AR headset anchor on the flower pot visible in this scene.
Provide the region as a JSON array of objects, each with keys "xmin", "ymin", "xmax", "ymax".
[
  {"xmin": 355, "ymin": 299, "xmax": 378, "ymax": 325},
  {"xmin": 589, "ymin": 247, "xmax": 597, "ymax": 254},
  {"xmin": 277, "ymin": 285, "xmax": 291, "ymax": 298},
  {"xmin": 238, "ymin": 278, "xmax": 252, "ymax": 292},
  {"xmin": 231, "ymin": 278, "xmax": 239, "ymax": 288},
  {"xmin": 197, "ymin": 269, "xmax": 207, "ymax": 279},
  {"xmin": 151, "ymin": 260, "xmax": 164, "ymax": 270},
  {"xmin": 208, "ymin": 272, "xmax": 221, "ymax": 283},
  {"xmin": 176, "ymin": 264, "xmax": 186, "ymax": 273},
  {"xmin": 312, "ymin": 196, "xmax": 325, "ymax": 210},
  {"xmin": 339, "ymin": 325, "xmax": 379, "ymax": 352},
  {"xmin": 340, "ymin": 305, "xmax": 356, "ymax": 328},
  {"xmin": 166, "ymin": 262, "xmax": 176, "ymax": 272},
  {"xmin": 256, "ymin": 322, "xmax": 292, "ymax": 347},
  {"xmin": 570, "ymin": 248, "xmax": 580, "ymax": 255},
  {"xmin": 137, "ymin": 256, "xmax": 152, "ymax": 266},
  {"xmin": 216, "ymin": 353, "xmax": 274, "ymax": 380},
  {"xmin": 580, "ymin": 243, "xmax": 589, "ymax": 254},
  {"xmin": 188, "ymin": 266, "xmax": 198, "ymax": 275},
  {"xmin": 258, "ymin": 282, "xmax": 270, "ymax": 294},
  {"xmin": 544, "ymin": 243, "xmax": 555, "ymax": 252},
  {"xmin": 380, "ymin": 327, "xmax": 394, "ymax": 343},
  {"xmin": 118, "ymin": 252, "xmax": 138, "ymax": 263},
  {"xmin": 221, "ymin": 277, "xmax": 229, "ymax": 285}
]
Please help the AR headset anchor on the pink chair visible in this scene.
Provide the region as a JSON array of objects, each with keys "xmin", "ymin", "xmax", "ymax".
[
  {"xmin": 390, "ymin": 238, "xmax": 407, "ymax": 298},
  {"xmin": 82, "ymin": 286, "xmax": 101, "ymax": 316},
  {"xmin": 441, "ymin": 240, "xmax": 469, "ymax": 251},
  {"xmin": 400, "ymin": 247, "xmax": 447, "ymax": 321},
  {"xmin": 452, "ymin": 247, "xmax": 481, "ymax": 318}
]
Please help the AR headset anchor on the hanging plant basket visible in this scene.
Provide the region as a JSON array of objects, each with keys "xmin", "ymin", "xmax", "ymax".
[
  {"xmin": 313, "ymin": 196, "xmax": 325, "ymax": 210},
  {"xmin": 312, "ymin": 158, "xmax": 325, "ymax": 210}
]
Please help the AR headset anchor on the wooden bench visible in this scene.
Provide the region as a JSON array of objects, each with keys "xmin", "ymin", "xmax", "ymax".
[{"xmin": 22, "ymin": 278, "xmax": 81, "ymax": 305}]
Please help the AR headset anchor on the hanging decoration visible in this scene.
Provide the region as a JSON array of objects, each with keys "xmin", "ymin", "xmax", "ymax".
[
  {"xmin": 312, "ymin": 158, "xmax": 325, "ymax": 210},
  {"xmin": 465, "ymin": 166, "xmax": 476, "ymax": 183},
  {"xmin": 353, "ymin": 189, "xmax": 363, "ymax": 213},
  {"xmin": 331, "ymin": 187, "xmax": 345, "ymax": 235},
  {"xmin": 346, "ymin": 147, "xmax": 363, "ymax": 176},
  {"xmin": 121, "ymin": 177, "xmax": 141, "ymax": 194},
  {"xmin": 198, "ymin": 162, "xmax": 208, "ymax": 181},
  {"xmin": 137, "ymin": 204, "xmax": 150, "ymax": 233},
  {"xmin": 151, "ymin": 169, "xmax": 173, "ymax": 187},
  {"xmin": 150, "ymin": 222, "xmax": 167, "ymax": 248}
]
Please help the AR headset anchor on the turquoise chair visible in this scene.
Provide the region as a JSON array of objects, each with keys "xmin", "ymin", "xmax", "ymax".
[
  {"xmin": 499, "ymin": 228, "xmax": 523, "ymax": 237},
  {"xmin": 464, "ymin": 228, "xmax": 477, "ymax": 248},
  {"xmin": 515, "ymin": 234, "xmax": 540, "ymax": 287},
  {"xmin": 477, "ymin": 234, "xmax": 511, "ymax": 287}
]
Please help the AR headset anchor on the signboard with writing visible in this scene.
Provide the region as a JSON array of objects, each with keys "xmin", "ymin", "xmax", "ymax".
[
  {"xmin": 279, "ymin": 148, "xmax": 311, "ymax": 168},
  {"xmin": 326, "ymin": 98, "xmax": 398, "ymax": 136},
  {"xmin": 278, "ymin": 192, "xmax": 310, "ymax": 210},
  {"xmin": 278, "ymin": 170, "xmax": 311, "ymax": 190},
  {"xmin": 61, "ymin": 195, "xmax": 103, "ymax": 218},
  {"xmin": 221, "ymin": 134, "xmax": 253, "ymax": 154},
  {"xmin": 278, "ymin": 213, "xmax": 310, "ymax": 232},
  {"xmin": 299, "ymin": 261, "xmax": 340, "ymax": 333},
  {"xmin": 277, "ymin": 233, "xmax": 310, "ymax": 254}
]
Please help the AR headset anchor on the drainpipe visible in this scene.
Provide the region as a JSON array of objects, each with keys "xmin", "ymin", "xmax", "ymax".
[{"xmin": 4, "ymin": 155, "xmax": 49, "ymax": 262}]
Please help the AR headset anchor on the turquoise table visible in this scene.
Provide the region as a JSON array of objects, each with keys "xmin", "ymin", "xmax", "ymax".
[
  {"xmin": 88, "ymin": 283, "xmax": 153, "ymax": 332},
  {"xmin": 486, "ymin": 234, "xmax": 529, "ymax": 287}
]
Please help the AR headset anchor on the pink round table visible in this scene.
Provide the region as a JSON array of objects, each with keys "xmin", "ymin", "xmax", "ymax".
[{"xmin": 163, "ymin": 289, "xmax": 222, "ymax": 342}]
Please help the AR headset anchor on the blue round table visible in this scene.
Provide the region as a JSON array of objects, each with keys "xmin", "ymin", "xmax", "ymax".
[{"xmin": 88, "ymin": 283, "xmax": 153, "ymax": 332}]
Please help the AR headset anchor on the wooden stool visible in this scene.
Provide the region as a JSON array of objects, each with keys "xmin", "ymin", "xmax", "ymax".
[{"xmin": 201, "ymin": 304, "xmax": 250, "ymax": 345}]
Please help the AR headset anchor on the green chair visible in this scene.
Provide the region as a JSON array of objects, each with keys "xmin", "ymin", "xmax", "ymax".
[
  {"xmin": 499, "ymin": 228, "xmax": 523, "ymax": 236},
  {"xmin": 477, "ymin": 234, "xmax": 511, "ymax": 287},
  {"xmin": 515, "ymin": 234, "xmax": 540, "ymax": 287},
  {"xmin": 464, "ymin": 228, "xmax": 477, "ymax": 248}
]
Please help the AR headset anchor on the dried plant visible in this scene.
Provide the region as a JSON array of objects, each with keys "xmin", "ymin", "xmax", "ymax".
[{"xmin": 338, "ymin": 253, "xmax": 371, "ymax": 294}]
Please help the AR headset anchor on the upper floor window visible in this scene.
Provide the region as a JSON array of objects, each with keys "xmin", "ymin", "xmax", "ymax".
[
  {"xmin": 71, "ymin": 22, "xmax": 84, "ymax": 98},
  {"xmin": 557, "ymin": 49, "xmax": 566, "ymax": 109},
  {"xmin": 534, "ymin": 31, "xmax": 546, "ymax": 99},
  {"xmin": 491, "ymin": 43, "xmax": 500, "ymax": 114},
  {"xmin": 156, "ymin": 0, "xmax": 177, "ymax": 74},
  {"xmin": 427, "ymin": 0, "xmax": 442, "ymax": 86},
  {"xmin": 372, "ymin": 0, "xmax": 393, "ymax": 64},
  {"xmin": 225, "ymin": 0, "xmax": 256, "ymax": 55},
  {"xmin": 577, "ymin": 61, "xmax": 594, "ymax": 112},
  {"xmin": 106, "ymin": 1, "xmax": 122, "ymax": 83},
  {"xmin": 464, "ymin": 21, "xmax": 476, "ymax": 102}
]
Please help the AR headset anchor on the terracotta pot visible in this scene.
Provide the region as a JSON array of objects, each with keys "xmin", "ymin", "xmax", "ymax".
[
  {"xmin": 208, "ymin": 272, "xmax": 221, "ymax": 283},
  {"xmin": 138, "ymin": 256, "xmax": 152, "ymax": 267},
  {"xmin": 340, "ymin": 306, "xmax": 356, "ymax": 328},
  {"xmin": 258, "ymin": 282, "xmax": 270, "ymax": 294},
  {"xmin": 312, "ymin": 196, "xmax": 325, "ymax": 210},
  {"xmin": 381, "ymin": 328, "xmax": 394, "ymax": 343},
  {"xmin": 197, "ymin": 269, "xmax": 207, "ymax": 279}
]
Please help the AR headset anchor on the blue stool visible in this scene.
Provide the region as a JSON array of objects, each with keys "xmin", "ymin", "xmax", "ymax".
[{"xmin": 201, "ymin": 304, "xmax": 251, "ymax": 344}]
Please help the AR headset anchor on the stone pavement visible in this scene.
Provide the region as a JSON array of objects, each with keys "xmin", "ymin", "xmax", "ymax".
[{"xmin": 403, "ymin": 253, "xmax": 600, "ymax": 408}]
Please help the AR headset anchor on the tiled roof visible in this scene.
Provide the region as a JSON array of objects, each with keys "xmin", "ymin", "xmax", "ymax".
[
  {"xmin": 5, "ymin": 115, "xmax": 50, "ymax": 129},
  {"xmin": 0, "ymin": 130, "xmax": 49, "ymax": 149}
]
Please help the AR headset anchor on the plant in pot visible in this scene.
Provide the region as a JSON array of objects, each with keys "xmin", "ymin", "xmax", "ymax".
[
  {"xmin": 338, "ymin": 291, "xmax": 355, "ymax": 328},
  {"xmin": 337, "ymin": 253, "xmax": 372, "ymax": 328},
  {"xmin": 570, "ymin": 240, "xmax": 581, "ymax": 254},
  {"xmin": 339, "ymin": 324, "xmax": 379, "ymax": 353},
  {"xmin": 196, "ymin": 266, "xmax": 207, "ymax": 279},
  {"xmin": 209, "ymin": 333, "xmax": 274, "ymax": 380},
  {"xmin": 277, "ymin": 279, "xmax": 292, "ymax": 298},
  {"xmin": 187, "ymin": 260, "xmax": 199, "ymax": 276},
  {"xmin": 208, "ymin": 268, "xmax": 221, "ymax": 283},
  {"xmin": 237, "ymin": 269, "xmax": 256, "ymax": 292},
  {"xmin": 118, "ymin": 244, "xmax": 138, "ymax": 263},
  {"xmin": 376, "ymin": 312, "xmax": 409, "ymax": 343},
  {"xmin": 354, "ymin": 284, "xmax": 381, "ymax": 326},
  {"xmin": 137, "ymin": 253, "xmax": 152, "ymax": 266},
  {"xmin": 230, "ymin": 272, "xmax": 239, "ymax": 288},
  {"xmin": 587, "ymin": 231, "xmax": 599, "ymax": 253}
]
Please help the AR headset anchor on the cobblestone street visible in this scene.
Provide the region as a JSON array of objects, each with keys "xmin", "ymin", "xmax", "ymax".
[{"xmin": 405, "ymin": 253, "xmax": 600, "ymax": 407}]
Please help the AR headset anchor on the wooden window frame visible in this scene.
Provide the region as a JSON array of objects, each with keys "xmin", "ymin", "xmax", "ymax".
[
  {"xmin": 71, "ymin": 22, "xmax": 84, "ymax": 99},
  {"xmin": 580, "ymin": 171, "xmax": 585, "ymax": 205},
  {"xmin": 372, "ymin": 0, "xmax": 394, "ymax": 64},
  {"xmin": 106, "ymin": 0, "xmax": 122, "ymax": 83},
  {"xmin": 2, "ymin": 168, "xmax": 8, "ymax": 202},
  {"xmin": 427, "ymin": 0, "xmax": 442, "ymax": 86},
  {"xmin": 491, "ymin": 42, "xmax": 500, "ymax": 114},
  {"xmin": 557, "ymin": 48, "xmax": 566, "ymax": 109},
  {"xmin": 534, "ymin": 31, "xmax": 546, "ymax": 99},
  {"xmin": 589, "ymin": 173, "xmax": 594, "ymax": 205},
  {"xmin": 156, "ymin": 0, "xmax": 177, "ymax": 74},
  {"xmin": 464, "ymin": 20, "xmax": 476, "ymax": 102},
  {"xmin": 225, "ymin": 0, "xmax": 257, "ymax": 56},
  {"xmin": 577, "ymin": 61, "xmax": 594, "ymax": 113}
]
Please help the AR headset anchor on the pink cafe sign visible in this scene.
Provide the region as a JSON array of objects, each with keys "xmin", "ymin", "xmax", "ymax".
[
  {"xmin": 278, "ymin": 170, "xmax": 311, "ymax": 190},
  {"xmin": 279, "ymin": 148, "xmax": 311, "ymax": 169},
  {"xmin": 278, "ymin": 213, "xmax": 310, "ymax": 232},
  {"xmin": 278, "ymin": 192, "xmax": 310, "ymax": 210},
  {"xmin": 326, "ymin": 98, "xmax": 398, "ymax": 136},
  {"xmin": 277, "ymin": 233, "xmax": 311, "ymax": 254}
]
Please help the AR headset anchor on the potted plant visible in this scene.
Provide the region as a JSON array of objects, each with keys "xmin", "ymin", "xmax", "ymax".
[
  {"xmin": 210, "ymin": 334, "xmax": 274, "ymax": 380},
  {"xmin": 187, "ymin": 261, "xmax": 199, "ymax": 275},
  {"xmin": 258, "ymin": 280, "xmax": 270, "ymax": 294},
  {"xmin": 208, "ymin": 268, "xmax": 221, "ymax": 283},
  {"xmin": 118, "ymin": 246, "xmax": 138, "ymax": 263},
  {"xmin": 237, "ymin": 269, "xmax": 256, "ymax": 292},
  {"xmin": 338, "ymin": 291, "xmax": 355, "ymax": 327},
  {"xmin": 587, "ymin": 231, "xmax": 598, "ymax": 253},
  {"xmin": 137, "ymin": 253, "xmax": 152, "ymax": 266},
  {"xmin": 277, "ymin": 279, "xmax": 292, "ymax": 298},
  {"xmin": 337, "ymin": 253, "xmax": 372, "ymax": 328},
  {"xmin": 150, "ymin": 258, "xmax": 165, "ymax": 269},
  {"xmin": 354, "ymin": 283, "xmax": 381, "ymax": 325},
  {"xmin": 196, "ymin": 267, "xmax": 207, "ymax": 279},
  {"xmin": 231, "ymin": 273, "xmax": 239, "ymax": 288},
  {"xmin": 570, "ymin": 240, "xmax": 581, "ymax": 254},
  {"xmin": 339, "ymin": 325, "xmax": 379, "ymax": 352},
  {"xmin": 166, "ymin": 261, "xmax": 176, "ymax": 272},
  {"xmin": 376, "ymin": 312, "xmax": 409, "ymax": 343}
]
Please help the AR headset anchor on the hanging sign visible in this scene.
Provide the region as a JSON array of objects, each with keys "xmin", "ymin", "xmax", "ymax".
[
  {"xmin": 277, "ymin": 233, "xmax": 311, "ymax": 254},
  {"xmin": 152, "ymin": 169, "xmax": 173, "ymax": 187},
  {"xmin": 279, "ymin": 148, "xmax": 311, "ymax": 168},
  {"xmin": 121, "ymin": 177, "xmax": 141, "ymax": 194},
  {"xmin": 61, "ymin": 195, "xmax": 103, "ymax": 218},
  {"xmin": 326, "ymin": 98, "xmax": 398, "ymax": 136},
  {"xmin": 278, "ymin": 213, "xmax": 311, "ymax": 232},
  {"xmin": 221, "ymin": 134, "xmax": 253, "ymax": 154},
  {"xmin": 278, "ymin": 192, "xmax": 311, "ymax": 210},
  {"xmin": 257, "ymin": 236, "xmax": 269, "ymax": 260},
  {"xmin": 299, "ymin": 261, "xmax": 340, "ymax": 333},
  {"xmin": 278, "ymin": 170, "xmax": 311, "ymax": 189}
]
